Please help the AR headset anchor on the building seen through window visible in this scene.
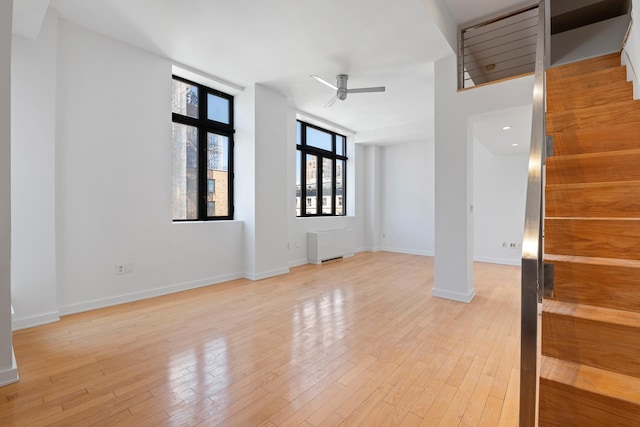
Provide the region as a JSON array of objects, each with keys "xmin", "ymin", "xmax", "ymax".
[
  {"xmin": 296, "ymin": 121, "xmax": 346, "ymax": 217},
  {"xmin": 171, "ymin": 76, "xmax": 233, "ymax": 221}
]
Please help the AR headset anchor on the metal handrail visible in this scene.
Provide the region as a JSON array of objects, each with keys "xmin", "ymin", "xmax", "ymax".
[{"xmin": 519, "ymin": 0, "xmax": 548, "ymax": 426}]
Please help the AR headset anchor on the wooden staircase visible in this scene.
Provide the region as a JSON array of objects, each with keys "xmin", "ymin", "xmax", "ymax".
[{"xmin": 541, "ymin": 53, "xmax": 640, "ymax": 426}]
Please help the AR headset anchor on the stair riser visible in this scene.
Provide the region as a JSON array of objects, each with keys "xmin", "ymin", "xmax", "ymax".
[
  {"xmin": 550, "ymin": 124, "xmax": 640, "ymax": 156},
  {"xmin": 540, "ymin": 379, "xmax": 640, "ymax": 427},
  {"xmin": 546, "ymin": 66, "xmax": 627, "ymax": 94},
  {"xmin": 546, "ymin": 151, "xmax": 640, "ymax": 185},
  {"xmin": 547, "ymin": 81, "xmax": 632, "ymax": 112},
  {"xmin": 542, "ymin": 311, "xmax": 640, "ymax": 377},
  {"xmin": 546, "ymin": 53, "xmax": 621, "ymax": 80},
  {"xmin": 547, "ymin": 101, "xmax": 640, "ymax": 133},
  {"xmin": 548, "ymin": 260, "xmax": 640, "ymax": 312},
  {"xmin": 546, "ymin": 182, "xmax": 640, "ymax": 218},
  {"xmin": 545, "ymin": 218, "xmax": 640, "ymax": 260}
]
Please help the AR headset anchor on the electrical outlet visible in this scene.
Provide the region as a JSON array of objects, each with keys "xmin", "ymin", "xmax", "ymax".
[{"xmin": 116, "ymin": 263, "xmax": 125, "ymax": 275}]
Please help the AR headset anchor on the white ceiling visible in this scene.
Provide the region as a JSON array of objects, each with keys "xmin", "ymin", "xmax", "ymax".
[
  {"xmin": 472, "ymin": 104, "xmax": 533, "ymax": 155},
  {"xmin": 19, "ymin": 0, "xmax": 533, "ymax": 146}
]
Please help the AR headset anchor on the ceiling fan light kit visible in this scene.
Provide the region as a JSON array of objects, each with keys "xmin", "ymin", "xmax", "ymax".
[{"xmin": 311, "ymin": 74, "xmax": 386, "ymax": 107}]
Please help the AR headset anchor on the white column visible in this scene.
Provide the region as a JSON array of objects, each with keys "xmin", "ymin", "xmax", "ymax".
[
  {"xmin": 0, "ymin": 0, "xmax": 19, "ymax": 386},
  {"xmin": 363, "ymin": 145, "xmax": 382, "ymax": 251},
  {"xmin": 235, "ymin": 84, "xmax": 289, "ymax": 280},
  {"xmin": 432, "ymin": 55, "xmax": 476, "ymax": 303},
  {"xmin": 11, "ymin": 10, "xmax": 60, "ymax": 330}
]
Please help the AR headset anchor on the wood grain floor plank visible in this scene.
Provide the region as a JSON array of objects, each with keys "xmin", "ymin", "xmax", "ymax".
[{"xmin": 0, "ymin": 252, "xmax": 521, "ymax": 426}]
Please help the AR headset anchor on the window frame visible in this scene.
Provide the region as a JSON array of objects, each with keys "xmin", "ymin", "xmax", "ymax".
[
  {"xmin": 296, "ymin": 120, "xmax": 347, "ymax": 217},
  {"xmin": 172, "ymin": 75, "xmax": 234, "ymax": 221}
]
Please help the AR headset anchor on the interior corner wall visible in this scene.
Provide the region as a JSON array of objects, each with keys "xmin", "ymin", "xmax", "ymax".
[
  {"xmin": 11, "ymin": 10, "xmax": 60, "ymax": 330},
  {"xmin": 235, "ymin": 84, "xmax": 257, "ymax": 275},
  {"xmin": 285, "ymin": 114, "xmax": 363, "ymax": 267},
  {"xmin": 623, "ymin": 0, "xmax": 640, "ymax": 98},
  {"xmin": 54, "ymin": 19, "xmax": 243, "ymax": 316},
  {"xmin": 473, "ymin": 142, "xmax": 528, "ymax": 265},
  {"xmin": 363, "ymin": 145, "xmax": 382, "ymax": 252},
  {"xmin": 253, "ymin": 84, "xmax": 288, "ymax": 278},
  {"xmin": 236, "ymin": 83, "xmax": 289, "ymax": 279},
  {"xmin": 0, "ymin": 0, "xmax": 18, "ymax": 386},
  {"xmin": 381, "ymin": 140, "xmax": 435, "ymax": 256},
  {"xmin": 433, "ymin": 54, "xmax": 534, "ymax": 303}
]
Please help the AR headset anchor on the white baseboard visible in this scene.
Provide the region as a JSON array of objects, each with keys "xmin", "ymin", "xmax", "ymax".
[
  {"xmin": 12, "ymin": 311, "xmax": 60, "ymax": 331},
  {"xmin": 59, "ymin": 272, "xmax": 244, "ymax": 316},
  {"xmin": 288, "ymin": 258, "xmax": 309, "ymax": 268},
  {"xmin": 432, "ymin": 287, "xmax": 476, "ymax": 303},
  {"xmin": 0, "ymin": 349, "xmax": 19, "ymax": 387},
  {"xmin": 382, "ymin": 246, "xmax": 435, "ymax": 257},
  {"xmin": 244, "ymin": 266, "xmax": 289, "ymax": 281},
  {"xmin": 474, "ymin": 256, "xmax": 520, "ymax": 266}
]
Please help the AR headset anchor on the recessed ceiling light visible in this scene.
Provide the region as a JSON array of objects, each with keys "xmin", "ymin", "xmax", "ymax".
[
  {"xmin": 512, "ymin": 143, "xmax": 519, "ymax": 147},
  {"xmin": 502, "ymin": 126, "xmax": 512, "ymax": 130}
]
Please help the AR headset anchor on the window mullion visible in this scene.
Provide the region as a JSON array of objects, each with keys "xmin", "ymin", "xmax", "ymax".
[{"xmin": 318, "ymin": 155, "xmax": 324, "ymax": 216}]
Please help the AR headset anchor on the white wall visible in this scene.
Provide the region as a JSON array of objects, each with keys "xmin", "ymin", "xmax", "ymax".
[
  {"xmin": 623, "ymin": 0, "xmax": 640, "ymax": 98},
  {"xmin": 236, "ymin": 83, "xmax": 289, "ymax": 279},
  {"xmin": 0, "ymin": 0, "xmax": 18, "ymax": 386},
  {"xmin": 285, "ymin": 111, "xmax": 363, "ymax": 266},
  {"xmin": 53, "ymin": 19, "xmax": 244, "ymax": 315},
  {"xmin": 433, "ymin": 54, "xmax": 534, "ymax": 303},
  {"xmin": 552, "ymin": 14, "xmax": 631, "ymax": 66},
  {"xmin": 10, "ymin": 14, "xmax": 369, "ymax": 327},
  {"xmin": 473, "ymin": 142, "xmax": 528, "ymax": 265},
  {"xmin": 11, "ymin": 10, "xmax": 59, "ymax": 329},
  {"xmin": 381, "ymin": 140, "xmax": 435, "ymax": 256}
]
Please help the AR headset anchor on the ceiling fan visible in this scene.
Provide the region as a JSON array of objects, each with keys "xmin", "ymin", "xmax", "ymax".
[{"xmin": 311, "ymin": 74, "xmax": 386, "ymax": 107}]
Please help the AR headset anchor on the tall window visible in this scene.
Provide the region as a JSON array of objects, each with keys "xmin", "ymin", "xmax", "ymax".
[
  {"xmin": 171, "ymin": 76, "xmax": 234, "ymax": 221},
  {"xmin": 296, "ymin": 121, "xmax": 347, "ymax": 216}
]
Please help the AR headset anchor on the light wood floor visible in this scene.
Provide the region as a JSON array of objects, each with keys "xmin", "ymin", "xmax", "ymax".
[{"xmin": 0, "ymin": 252, "xmax": 521, "ymax": 426}]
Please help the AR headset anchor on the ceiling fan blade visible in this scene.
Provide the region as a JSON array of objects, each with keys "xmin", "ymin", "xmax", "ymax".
[
  {"xmin": 347, "ymin": 86, "xmax": 386, "ymax": 94},
  {"xmin": 324, "ymin": 95, "xmax": 338, "ymax": 108},
  {"xmin": 311, "ymin": 75, "xmax": 338, "ymax": 90}
]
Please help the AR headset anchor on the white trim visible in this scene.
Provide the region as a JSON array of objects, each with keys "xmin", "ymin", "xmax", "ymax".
[
  {"xmin": 12, "ymin": 311, "xmax": 60, "ymax": 331},
  {"xmin": 295, "ymin": 111, "xmax": 356, "ymax": 136},
  {"xmin": 171, "ymin": 63, "xmax": 244, "ymax": 95},
  {"xmin": 431, "ymin": 287, "xmax": 476, "ymax": 303},
  {"xmin": 473, "ymin": 256, "xmax": 520, "ymax": 266},
  {"xmin": 381, "ymin": 246, "xmax": 435, "ymax": 257},
  {"xmin": 362, "ymin": 246, "xmax": 381, "ymax": 252},
  {"xmin": 288, "ymin": 258, "xmax": 309, "ymax": 268},
  {"xmin": 0, "ymin": 349, "xmax": 18, "ymax": 387},
  {"xmin": 244, "ymin": 267, "xmax": 289, "ymax": 281},
  {"xmin": 59, "ymin": 272, "xmax": 244, "ymax": 316},
  {"xmin": 622, "ymin": 47, "xmax": 640, "ymax": 99}
]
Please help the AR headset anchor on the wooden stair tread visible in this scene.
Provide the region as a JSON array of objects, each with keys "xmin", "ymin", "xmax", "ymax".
[
  {"xmin": 542, "ymin": 300, "xmax": 640, "ymax": 377},
  {"xmin": 546, "ymin": 181, "xmax": 640, "ymax": 218},
  {"xmin": 540, "ymin": 356, "xmax": 640, "ymax": 406},
  {"xmin": 544, "ymin": 254, "xmax": 640, "ymax": 269},
  {"xmin": 547, "ymin": 147, "xmax": 640, "ymax": 161},
  {"xmin": 546, "ymin": 149, "xmax": 640, "ymax": 185},
  {"xmin": 547, "ymin": 65, "xmax": 626, "ymax": 91},
  {"xmin": 549, "ymin": 122, "xmax": 640, "ymax": 156},
  {"xmin": 543, "ymin": 299, "xmax": 640, "ymax": 329},
  {"xmin": 547, "ymin": 99, "xmax": 640, "ymax": 133},
  {"xmin": 545, "ymin": 217, "xmax": 640, "ymax": 260},
  {"xmin": 546, "ymin": 53, "xmax": 621, "ymax": 80},
  {"xmin": 543, "ymin": 255, "xmax": 640, "ymax": 312},
  {"xmin": 547, "ymin": 78, "xmax": 632, "ymax": 112}
]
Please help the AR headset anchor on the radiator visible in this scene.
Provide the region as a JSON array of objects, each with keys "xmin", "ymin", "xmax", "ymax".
[{"xmin": 307, "ymin": 229, "xmax": 355, "ymax": 264}]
